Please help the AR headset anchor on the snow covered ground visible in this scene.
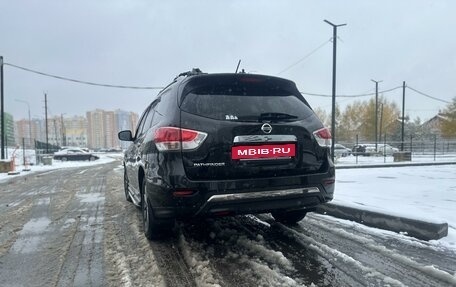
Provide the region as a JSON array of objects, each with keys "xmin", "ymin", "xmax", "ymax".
[
  {"xmin": 334, "ymin": 163, "xmax": 456, "ymax": 249},
  {"xmin": 336, "ymin": 152, "xmax": 456, "ymax": 166},
  {"xmin": 1, "ymin": 152, "xmax": 455, "ymax": 249},
  {"xmin": 334, "ymin": 154, "xmax": 456, "ymax": 250},
  {"xmin": 0, "ymin": 152, "xmax": 121, "ymax": 183}
]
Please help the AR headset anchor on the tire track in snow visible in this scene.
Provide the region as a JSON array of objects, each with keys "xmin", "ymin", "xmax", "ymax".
[
  {"xmin": 55, "ymin": 172, "xmax": 106, "ymax": 286},
  {"xmin": 104, "ymin": 168, "xmax": 195, "ymax": 287},
  {"xmin": 104, "ymin": 172, "xmax": 164, "ymax": 287},
  {"xmin": 311, "ymin": 213, "xmax": 456, "ymax": 275},
  {"xmin": 277, "ymin": 213, "xmax": 456, "ymax": 287},
  {"xmin": 179, "ymin": 217, "xmax": 306, "ymax": 287},
  {"xmin": 274, "ymin": 221, "xmax": 407, "ymax": 287},
  {"xmin": 304, "ymin": 214, "xmax": 456, "ymax": 286},
  {"xmin": 239, "ymin": 215, "xmax": 369, "ymax": 287}
]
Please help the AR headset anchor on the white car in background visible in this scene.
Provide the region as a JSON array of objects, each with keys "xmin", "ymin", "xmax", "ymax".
[
  {"xmin": 364, "ymin": 144, "xmax": 399, "ymax": 156},
  {"xmin": 334, "ymin": 144, "xmax": 351, "ymax": 157},
  {"xmin": 378, "ymin": 144, "xmax": 400, "ymax": 156}
]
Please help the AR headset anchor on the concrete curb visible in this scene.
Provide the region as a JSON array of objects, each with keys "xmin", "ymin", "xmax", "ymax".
[
  {"xmin": 315, "ymin": 203, "xmax": 448, "ymax": 241},
  {"xmin": 336, "ymin": 161, "xmax": 456, "ymax": 169}
]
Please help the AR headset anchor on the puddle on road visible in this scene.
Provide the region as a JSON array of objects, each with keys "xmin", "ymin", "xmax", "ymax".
[
  {"xmin": 37, "ymin": 197, "xmax": 51, "ymax": 205},
  {"xmin": 11, "ymin": 217, "xmax": 51, "ymax": 254},
  {"xmin": 7, "ymin": 199, "xmax": 25, "ymax": 207},
  {"xmin": 376, "ymin": 176, "xmax": 397, "ymax": 179},
  {"xmin": 62, "ymin": 218, "xmax": 77, "ymax": 229},
  {"xmin": 337, "ymin": 180, "xmax": 357, "ymax": 183}
]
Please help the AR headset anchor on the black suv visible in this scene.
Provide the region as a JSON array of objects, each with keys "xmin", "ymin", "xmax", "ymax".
[{"xmin": 118, "ymin": 70, "xmax": 335, "ymax": 239}]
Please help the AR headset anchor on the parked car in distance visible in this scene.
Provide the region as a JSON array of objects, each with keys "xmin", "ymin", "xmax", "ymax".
[
  {"xmin": 118, "ymin": 69, "xmax": 335, "ymax": 240},
  {"xmin": 352, "ymin": 144, "xmax": 367, "ymax": 156},
  {"xmin": 334, "ymin": 144, "xmax": 351, "ymax": 157},
  {"xmin": 377, "ymin": 144, "xmax": 399, "ymax": 156},
  {"xmin": 60, "ymin": 146, "xmax": 90, "ymax": 153},
  {"xmin": 352, "ymin": 144, "xmax": 399, "ymax": 156},
  {"xmin": 363, "ymin": 144, "xmax": 378, "ymax": 156},
  {"xmin": 53, "ymin": 148, "xmax": 99, "ymax": 161}
]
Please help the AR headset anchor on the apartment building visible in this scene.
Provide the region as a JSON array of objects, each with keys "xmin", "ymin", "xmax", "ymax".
[
  {"xmin": 64, "ymin": 116, "xmax": 88, "ymax": 147},
  {"xmin": 86, "ymin": 109, "xmax": 138, "ymax": 150},
  {"xmin": 14, "ymin": 110, "xmax": 137, "ymax": 150},
  {"xmin": 1, "ymin": 112, "xmax": 15, "ymax": 147}
]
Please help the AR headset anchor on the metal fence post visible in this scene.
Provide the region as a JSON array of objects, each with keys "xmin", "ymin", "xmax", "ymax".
[
  {"xmin": 22, "ymin": 138, "xmax": 26, "ymax": 166},
  {"xmin": 410, "ymin": 135, "xmax": 413, "ymax": 154},
  {"xmin": 434, "ymin": 135, "xmax": 437, "ymax": 161},
  {"xmin": 384, "ymin": 133, "xmax": 387, "ymax": 163},
  {"xmin": 356, "ymin": 134, "xmax": 359, "ymax": 164}
]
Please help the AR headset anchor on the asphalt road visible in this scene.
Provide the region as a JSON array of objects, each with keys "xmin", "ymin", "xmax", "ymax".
[{"xmin": 1, "ymin": 160, "xmax": 455, "ymax": 287}]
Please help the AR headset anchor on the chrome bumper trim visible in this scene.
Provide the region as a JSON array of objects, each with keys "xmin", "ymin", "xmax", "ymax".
[
  {"xmin": 196, "ymin": 187, "xmax": 320, "ymax": 214},
  {"xmin": 233, "ymin": 135, "xmax": 297, "ymax": 143}
]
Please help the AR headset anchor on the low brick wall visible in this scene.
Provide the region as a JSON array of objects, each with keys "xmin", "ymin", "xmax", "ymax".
[{"xmin": 0, "ymin": 161, "xmax": 12, "ymax": 173}]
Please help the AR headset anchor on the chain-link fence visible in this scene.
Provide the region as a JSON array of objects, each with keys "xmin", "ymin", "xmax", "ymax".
[
  {"xmin": 1, "ymin": 138, "xmax": 61, "ymax": 170},
  {"xmin": 336, "ymin": 136, "xmax": 456, "ymax": 164}
]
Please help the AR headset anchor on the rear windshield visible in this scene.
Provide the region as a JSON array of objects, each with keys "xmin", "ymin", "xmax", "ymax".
[{"xmin": 180, "ymin": 84, "xmax": 313, "ymax": 122}]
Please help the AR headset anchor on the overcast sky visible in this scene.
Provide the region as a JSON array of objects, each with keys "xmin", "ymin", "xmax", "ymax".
[{"xmin": 1, "ymin": 0, "xmax": 455, "ymax": 122}]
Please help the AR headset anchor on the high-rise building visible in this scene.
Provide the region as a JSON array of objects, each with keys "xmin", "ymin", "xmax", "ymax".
[
  {"xmin": 31, "ymin": 118, "xmax": 45, "ymax": 143},
  {"xmin": 87, "ymin": 109, "xmax": 138, "ymax": 149},
  {"xmin": 64, "ymin": 116, "xmax": 88, "ymax": 147},
  {"xmin": 116, "ymin": 109, "xmax": 133, "ymax": 149},
  {"xmin": 104, "ymin": 111, "xmax": 116, "ymax": 149},
  {"xmin": 130, "ymin": 112, "xmax": 139, "ymax": 132},
  {"xmin": 15, "ymin": 118, "xmax": 33, "ymax": 147},
  {"xmin": 87, "ymin": 109, "xmax": 106, "ymax": 149},
  {"xmin": 43, "ymin": 116, "xmax": 66, "ymax": 147},
  {"xmin": 15, "ymin": 109, "xmax": 138, "ymax": 150},
  {"xmin": 1, "ymin": 112, "xmax": 16, "ymax": 147}
]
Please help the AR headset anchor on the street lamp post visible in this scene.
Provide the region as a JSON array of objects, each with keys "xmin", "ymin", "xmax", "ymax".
[
  {"xmin": 401, "ymin": 81, "xmax": 406, "ymax": 151},
  {"xmin": 371, "ymin": 79, "xmax": 382, "ymax": 151},
  {"xmin": 1, "ymin": 56, "xmax": 5, "ymax": 159},
  {"xmin": 60, "ymin": 113, "xmax": 66, "ymax": 147},
  {"xmin": 15, "ymin": 99, "xmax": 32, "ymax": 148},
  {"xmin": 324, "ymin": 20, "xmax": 346, "ymax": 163}
]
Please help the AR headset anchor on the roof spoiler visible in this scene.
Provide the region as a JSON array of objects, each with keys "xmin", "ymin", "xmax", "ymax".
[{"xmin": 174, "ymin": 68, "xmax": 205, "ymax": 81}]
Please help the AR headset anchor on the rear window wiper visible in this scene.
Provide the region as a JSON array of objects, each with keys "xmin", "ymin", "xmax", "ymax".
[
  {"xmin": 236, "ymin": 113, "xmax": 298, "ymax": 122},
  {"xmin": 258, "ymin": 112, "xmax": 298, "ymax": 122}
]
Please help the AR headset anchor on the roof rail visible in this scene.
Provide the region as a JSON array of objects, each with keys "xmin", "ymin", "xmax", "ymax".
[{"xmin": 174, "ymin": 68, "xmax": 205, "ymax": 81}]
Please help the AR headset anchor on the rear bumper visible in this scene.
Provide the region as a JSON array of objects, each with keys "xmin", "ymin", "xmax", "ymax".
[
  {"xmin": 145, "ymin": 168, "xmax": 335, "ymax": 220},
  {"xmin": 196, "ymin": 186, "xmax": 321, "ymax": 215}
]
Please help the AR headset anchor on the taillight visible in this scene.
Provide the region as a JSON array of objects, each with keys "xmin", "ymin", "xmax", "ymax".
[
  {"xmin": 172, "ymin": 189, "xmax": 196, "ymax": 197},
  {"xmin": 313, "ymin": 127, "xmax": 332, "ymax": 147},
  {"xmin": 154, "ymin": 127, "xmax": 207, "ymax": 151}
]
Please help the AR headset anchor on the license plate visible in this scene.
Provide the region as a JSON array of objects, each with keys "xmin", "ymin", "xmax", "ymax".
[{"xmin": 231, "ymin": 144, "xmax": 296, "ymax": 160}]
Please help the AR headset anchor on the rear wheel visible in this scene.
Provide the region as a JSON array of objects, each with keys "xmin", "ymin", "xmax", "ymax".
[
  {"xmin": 123, "ymin": 169, "xmax": 132, "ymax": 202},
  {"xmin": 272, "ymin": 210, "xmax": 307, "ymax": 224},
  {"xmin": 141, "ymin": 181, "xmax": 173, "ymax": 240}
]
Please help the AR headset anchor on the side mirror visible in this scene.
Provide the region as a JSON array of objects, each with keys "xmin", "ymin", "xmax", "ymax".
[{"xmin": 118, "ymin": 130, "xmax": 133, "ymax": 141}]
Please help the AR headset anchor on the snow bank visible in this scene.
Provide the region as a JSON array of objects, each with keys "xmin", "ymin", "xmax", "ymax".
[
  {"xmin": 0, "ymin": 153, "xmax": 120, "ymax": 183},
  {"xmin": 334, "ymin": 165, "xmax": 456, "ymax": 249}
]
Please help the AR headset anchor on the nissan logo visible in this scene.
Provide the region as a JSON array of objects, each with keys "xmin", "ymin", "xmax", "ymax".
[{"xmin": 261, "ymin": 123, "xmax": 272, "ymax": 134}]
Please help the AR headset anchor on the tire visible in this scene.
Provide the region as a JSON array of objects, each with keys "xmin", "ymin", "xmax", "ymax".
[
  {"xmin": 89, "ymin": 156, "xmax": 96, "ymax": 161},
  {"xmin": 123, "ymin": 169, "xmax": 132, "ymax": 202},
  {"xmin": 272, "ymin": 210, "xmax": 307, "ymax": 225},
  {"xmin": 61, "ymin": 157, "xmax": 68, "ymax": 162},
  {"xmin": 141, "ymin": 180, "xmax": 173, "ymax": 240}
]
